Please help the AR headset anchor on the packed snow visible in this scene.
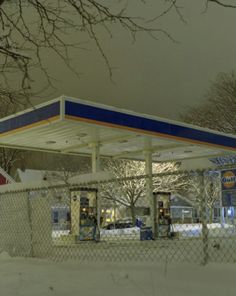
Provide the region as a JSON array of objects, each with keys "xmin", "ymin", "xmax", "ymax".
[{"xmin": 0, "ymin": 252, "xmax": 236, "ymax": 296}]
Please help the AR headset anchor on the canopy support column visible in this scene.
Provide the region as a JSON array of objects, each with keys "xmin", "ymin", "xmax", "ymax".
[
  {"xmin": 91, "ymin": 142, "xmax": 101, "ymax": 239},
  {"xmin": 91, "ymin": 142, "xmax": 100, "ymax": 174},
  {"xmin": 144, "ymin": 149, "xmax": 155, "ymax": 238},
  {"xmin": 200, "ymin": 171, "xmax": 209, "ymax": 265}
]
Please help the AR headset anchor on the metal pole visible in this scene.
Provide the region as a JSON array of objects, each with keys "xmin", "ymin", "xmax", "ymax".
[
  {"xmin": 91, "ymin": 142, "xmax": 100, "ymax": 174},
  {"xmin": 144, "ymin": 149, "xmax": 155, "ymax": 238},
  {"xmin": 91, "ymin": 142, "xmax": 101, "ymax": 240},
  {"xmin": 219, "ymin": 171, "xmax": 225, "ymax": 227},
  {"xmin": 200, "ymin": 171, "xmax": 209, "ymax": 265},
  {"xmin": 27, "ymin": 192, "xmax": 34, "ymax": 257}
]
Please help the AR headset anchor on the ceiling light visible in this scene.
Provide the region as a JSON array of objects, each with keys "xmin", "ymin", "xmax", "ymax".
[
  {"xmin": 119, "ymin": 139, "xmax": 128, "ymax": 143},
  {"xmin": 76, "ymin": 132, "xmax": 87, "ymax": 138},
  {"xmin": 184, "ymin": 150, "xmax": 193, "ymax": 153},
  {"xmin": 46, "ymin": 140, "xmax": 56, "ymax": 144}
]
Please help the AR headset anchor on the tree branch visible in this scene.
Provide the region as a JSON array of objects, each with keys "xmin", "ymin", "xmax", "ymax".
[{"xmin": 207, "ymin": 0, "xmax": 236, "ymax": 8}]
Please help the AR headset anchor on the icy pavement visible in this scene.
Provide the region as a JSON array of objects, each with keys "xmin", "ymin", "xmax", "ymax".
[{"xmin": 0, "ymin": 252, "xmax": 236, "ymax": 296}]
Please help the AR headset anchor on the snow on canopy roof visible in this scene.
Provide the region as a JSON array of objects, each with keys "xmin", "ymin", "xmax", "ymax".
[{"xmin": 0, "ymin": 95, "xmax": 235, "ymax": 163}]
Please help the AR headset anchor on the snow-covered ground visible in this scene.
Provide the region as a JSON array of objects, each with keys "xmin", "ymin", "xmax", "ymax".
[
  {"xmin": 99, "ymin": 223, "xmax": 236, "ymax": 239},
  {"xmin": 172, "ymin": 223, "xmax": 236, "ymax": 238},
  {"xmin": 0, "ymin": 252, "xmax": 236, "ymax": 296},
  {"xmin": 49, "ymin": 223, "xmax": 236, "ymax": 264}
]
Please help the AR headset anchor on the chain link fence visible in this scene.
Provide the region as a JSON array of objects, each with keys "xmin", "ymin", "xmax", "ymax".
[{"xmin": 0, "ymin": 169, "xmax": 235, "ymax": 265}]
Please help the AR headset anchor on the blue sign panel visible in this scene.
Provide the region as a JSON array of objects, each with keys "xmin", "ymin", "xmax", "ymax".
[
  {"xmin": 221, "ymin": 169, "xmax": 236, "ymax": 191},
  {"xmin": 64, "ymin": 100, "xmax": 236, "ymax": 151},
  {"xmin": 221, "ymin": 169, "xmax": 236, "ymax": 206}
]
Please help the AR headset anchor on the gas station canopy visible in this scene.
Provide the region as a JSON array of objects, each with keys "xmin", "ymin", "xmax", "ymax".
[{"xmin": 0, "ymin": 96, "xmax": 236, "ymax": 162}]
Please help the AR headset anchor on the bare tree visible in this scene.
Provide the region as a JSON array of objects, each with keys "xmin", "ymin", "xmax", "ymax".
[
  {"xmin": 182, "ymin": 72, "xmax": 236, "ymax": 134},
  {"xmin": 180, "ymin": 72, "xmax": 236, "ymax": 221},
  {"xmin": 204, "ymin": 171, "xmax": 221, "ymax": 222},
  {"xmin": 205, "ymin": 0, "xmax": 236, "ymax": 9},
  {"xmin": 185, "ymin": 171, "xmax": 221, "ymax": 221},
  {"xmin": 100, "ymin": 159, "xmax": 190, "ymax": 224},
  {"xmin": 0, "ymin": 0, "xmax": 235, "ymax": 109},
  {"xmin": 0, "ymin": 0, "xmax": 178, "ymax": 105},
  {"xmin": 0, "ymin": 148, "xmax": 25, "ymax": 176},
  {"xmin": 43, "ymin": 154, "xmax": 90, "ymax": 183},
  {"xmin": 36, "ymin": 154, "xmax": 90, "ymax": 204},
  {"xmin": 0, "ymin": 99, "xmax": 25, "ymax": 176},
  {"xmin": 1, "ymin": 1, "xmax": 234, "ymax": 105},
  {"xmin": 100, "ymin": 160, "xmax": 147, "ymax": 224}
]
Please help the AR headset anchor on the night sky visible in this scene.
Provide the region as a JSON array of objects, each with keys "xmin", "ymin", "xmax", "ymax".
[{"xmin": 34, "ymin": 1, "xmax": 236, "ymax": 120}]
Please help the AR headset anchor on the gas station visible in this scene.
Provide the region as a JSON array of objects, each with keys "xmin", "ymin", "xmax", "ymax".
[{"xmin": 0, "ymin": 96, "xmax": 236, "ymax": 257}]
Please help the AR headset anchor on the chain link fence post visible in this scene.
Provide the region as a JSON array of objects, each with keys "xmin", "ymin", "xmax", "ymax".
[
  {"xmin": 26, "ymin": 191, "xmax": 34, "ymax": 257},
  {"xmin": 144, "ymin": 150, "xmax": 155, "ymax": 238},
  {"xmin": 200, "ymin": 171, "xmax": 209, "ymax": 265}
]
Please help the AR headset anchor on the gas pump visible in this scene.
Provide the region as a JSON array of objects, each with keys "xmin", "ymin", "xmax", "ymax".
[
  {"xmin": 70, "ymin": 188, "xmax": 99, "ymax": 241},
  {"xmin": 154, "ymin": 192, "xmax": 171, "ymax": 238}
]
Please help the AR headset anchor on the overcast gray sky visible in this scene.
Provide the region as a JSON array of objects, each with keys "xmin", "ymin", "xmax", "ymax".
[{"xmin": 35, "ymin": 1, "xmax": 236, "ymax": 120}]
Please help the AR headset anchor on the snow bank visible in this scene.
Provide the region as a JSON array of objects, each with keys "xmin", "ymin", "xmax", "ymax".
[
  {"xmin": 173, "ymin": 223, "xmax": 236, "ymax": 238},
  {"xmin": 100, "ymin": 227, "xmax": 140, "ymax": 239},
  {"xmin": 53, "ymin": 224, "xmax": 236, "ymax": 240},
  {"xmin": 0, "ymin": 251, "xmax": 11, "ymax": 260},
  {"xmin": 99, "ymin": 223, "xmax": 236, "ymax": 239}
]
